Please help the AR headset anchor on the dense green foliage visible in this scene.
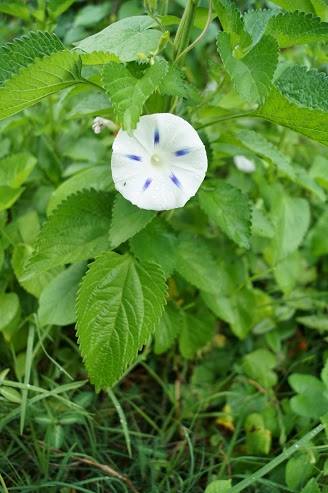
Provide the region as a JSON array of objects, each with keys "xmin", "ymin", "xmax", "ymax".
[{"xmin": 1, "ymin": 0, "xmax": 328, "ymax": 491}]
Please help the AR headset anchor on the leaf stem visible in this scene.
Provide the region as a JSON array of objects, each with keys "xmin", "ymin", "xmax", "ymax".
[
  {"xmin": 228, "ymin": 423, "xmax": 325, "ymax": 493},
  {"xmin": 174, "ymin": 0, "xmax": 199, "ymax": 62},
  {"xmin": 196, "ymin": 111, "xmax": 254, "ymax": 129},
  {"xmin": 175, "ymin": 0, "xmax": 213, "ymax": 64}
]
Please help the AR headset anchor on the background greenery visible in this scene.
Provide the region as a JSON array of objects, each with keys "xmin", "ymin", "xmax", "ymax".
[{"xmin": 1, "ymin": 0, "xmax": 328, "ymax": 492}]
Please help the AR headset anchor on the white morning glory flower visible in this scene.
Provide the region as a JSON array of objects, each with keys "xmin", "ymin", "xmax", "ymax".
[
  {"xmin": 111, "ymin": 113, "xmax": 208, "ymax": 211},
  {"xmin": 234, "ymin": 155, "xmax": 256, "ymax": 173}
]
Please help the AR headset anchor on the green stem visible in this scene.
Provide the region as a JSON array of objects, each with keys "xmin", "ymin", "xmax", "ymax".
[
  {"xmin": 174, "ymin": 0, "xmax": 198, "ymax": 62},
  {"xmin": 175, "ymin": 0, "xmax": 213, "ymax": 63},
  {"xmin": 228, "ymin": 423, "xmax": 325, "ymax": 493},
  {"xmin": 196, "ymin": 112, "xmax": 253, "ymax": 130}
]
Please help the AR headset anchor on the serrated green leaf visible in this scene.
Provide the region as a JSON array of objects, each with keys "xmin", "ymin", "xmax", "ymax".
[
  {"xmin": 110, "ymin": 194, "xmax": 156, "ymax": 249},
  {"xmin": 267, "ymin": 11, "xmax": 328, "ymax": 47},
  {"xmin": 176, "ymin": 234, "xmax": 221, "ymax": 294},
  {"xmin": 102, "ymin": 59, "xmax": 168, "ymax": 131},
  {"xmin": 154, "ymin": 303, "xmax": 182, "ymax": 354},
  {"xmin": 213, "ymin": 0, "xmax": 250, "ymax": 46},
  {"xmin": 0, "ymin": 32, "xmax": 83, "ymax": 121},
  {"xmin": 0, "ymin": 152, "xmax": 36, "ymax": 188},
  {"xmin": 271, "ymin": 0, "xmax": 328, "ymax": 21},
  {"xmin": 275, "ymin": 65, "xmax": 328, "ymax": 111},
  {"xmin": 179, "ymin": 312, "xmax": 215, "ymax": 358},
  {"xmin": 47, "ymin": 165, "xmax": 113, "ymax": 215},
  {"xmin": 76, "ymin": 252, "xmax": 167, "ymax": 389},
  {"xmin": 38, "ymin": 262, "xmax": 87, "ymax": 326},
  {"xmin": 217, "ymin": 32, "xmax": 278, "ymax": 105},
  {"xmin": 199, "ymin": 180, "xmax": 251, "ymax": 249},
  {"xmin": 256, "ymin": 85, "xmax": 328, "ymax": 146},
  {"xmin": 29, "ymin": 190, "xmax": 113, "ymax": 273},
  {"xmin": 243, "ymin": 9, "xmax": 278, "ymax": 46},
  {"xmin": 76, "ymin": 15, "xmax": 162, "ymax": 63},
  {"xmin": 0, "ymin": 31, "xmax": 64, "ymax": 85},
  {"xmin": 130, "ymin": 219, "xmax": 177, "ymax": 277}
]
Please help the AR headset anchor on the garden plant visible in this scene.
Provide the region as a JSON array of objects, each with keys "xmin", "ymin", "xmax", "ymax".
[{"xmin": 1, "ymin": 0, "xmax": 328, "ymax": 491}]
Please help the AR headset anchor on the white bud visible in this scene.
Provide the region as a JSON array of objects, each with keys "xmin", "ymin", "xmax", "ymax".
[{"xmin": 234, "ymin": 155, "xmax": 256, "ymax": 173}]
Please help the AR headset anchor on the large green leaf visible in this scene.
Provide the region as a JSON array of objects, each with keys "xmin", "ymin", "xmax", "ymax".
[
  {"xmin": 38, "ymin": 262, "xmax": 87, "ymax": 327},
  {"xmin": 176, "ymin": 234, "xmax": 221, "ymax": 294},
  {"xmin": 217, "ymin": 32, "xmax": 278, "ymax": 104},
  {"xmin": 244, "ymin": 10, "xmax": 328, "ymax": 47},
  {"xmin": 102, "ymin": 59, "xmax": 168, "ymax": 130},
  {"xmin": 76, "ymin": 15, "xmax": 162, "ymax": 62},
  {"xmin": 28, "ymin": 190, "xmax": 113, "ymax": 273},
  {"xmin": 154, "ymin": 303, "xmax": 182, "ymax": 354},
  {"xmin": 270, "ymin": 0, "xmax": 328, "ymax": 21},
  {"xmin": 275, "ymin": 65, "xmax": 328, "ymax": 111},
  {"xmin": 270, "ymin": 194, "xmax": 310, "ymax": 262},
  {"xmin": 0, "ymin": 31, "xmax": 84, "ymax": 121},
  {"xmin": 179, "ymin": 311, "xmax": 215, "ymax": 359},
  {"xmin": 76, "ymin": 252, "xmax": 167, "ymax": 389},
  {"xmin": 256, "ymin": 85, "xmax": 328, "ymax": 146},
  {"xmin": 109, "ymin": 194, "xmax": 156, "ymax": 249},
  {"xmin": 199, "ymin": 180, "xmax": 251, "ymax": 249},
  {"xmin": 130, "ymin": 220, "xmax": 177, "ymax": 277}
]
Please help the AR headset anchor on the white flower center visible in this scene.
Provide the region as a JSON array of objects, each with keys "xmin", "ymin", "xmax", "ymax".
[{"xmin": 151, "ymin": 153, "xmax": 161, "ymax": 166}]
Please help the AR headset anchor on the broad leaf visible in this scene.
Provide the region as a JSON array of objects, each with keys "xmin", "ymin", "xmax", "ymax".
[
  {"xmin": 244, "ymin": 10, "xmax": 328, "ymax": 47},
  {"xmin": 179, "ymin": 311, "xmax": 215, "ymax": 358},
  {"xmin": 217, "ymin": 32, "xmax": 278, "ymax": 104},
  {"xmin": 199, "ymin": 180, "xmax": 251, "ymax": 249},
  {"xmin": 76, "ymin": 252, "xmax": 167, "ymax": 389},
  {"xmin": 38, "ymin": 262, "xmax": 87, "ymax": 326},
  {"xmin": 256, "ymin": 85, "xmax": 328, "ymax": 146},
  {"xmin": 176, "ymin": 234, "xmax": 221, "ymax": 294},
  {"xmin": 47, "ymin": 166, "xmax": 113, "ymax": 215},
  {"xmin": 28, "ymin": 190, "xmax": 113, "ymax": 273},
  {"xmin": 275, "ymin": 65, "xmax": 328, "ymax": 111},
  {"xmin": 154, "ymin": 303, "xmax": 182, "ymax": 354},
  {"xmin": 213, "ymin": 0, "xmax": 250, "ymax": 46},
  {"xmin": 110, "ymin": 194, "xmax": 155, "ymax": 249},
  {"xmin": 130, "ymin": 219, "xmax": 177, "ymax": 277},
  {"xmin": 102, "ymin": 59, "xmax": 168, "ymax": 130},
  {"xmin": 76, "ymin": 15, "xmax": 162, "ymax": 62},
  {"xmin": 0, "ymin": 152, "xmax": 36, "ymax": 188},
  {"xmin": 0, "ymin": 32, "xmax": 83, "ymax": 120},
  {"xmin": 270, "ymin": 194, "xmax": 310, "ymax": 262}
]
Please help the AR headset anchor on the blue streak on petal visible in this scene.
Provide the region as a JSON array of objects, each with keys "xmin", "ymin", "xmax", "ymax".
[
  {"xmin": 170, "ymin": 173, "xmax": 181, "ymax": 188},
  {"xmin": 154, "ymin": 129, "xmax": 160, "ymax": 145},
  {"xmin": 143, "ymin": 178, "xmax": 152, "ymax": 191},
  {"xmin": 175, "ymin": 148, "xmax": 190, "ymax": 157},
  {"xmin": 127, "ymin": 154, "xmax": 142, "ymax": 161}
]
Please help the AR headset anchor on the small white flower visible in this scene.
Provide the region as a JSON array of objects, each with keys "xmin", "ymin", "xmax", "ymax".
[
  {"xmin": 234, "ymin": 155, "xmax": 256, "ymax": 173},
  {"xmin": 92, "ymin": 116, "xmax": 118, "ymax": 134},
  {"xmin": 111, "ymin": 113, "xmax": 208, "ymax": 211}
]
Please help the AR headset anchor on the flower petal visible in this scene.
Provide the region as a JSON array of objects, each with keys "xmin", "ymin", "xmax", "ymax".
[{"xmin": 111, "ymin": 113, "xmax": 208, "ymax": 211}]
